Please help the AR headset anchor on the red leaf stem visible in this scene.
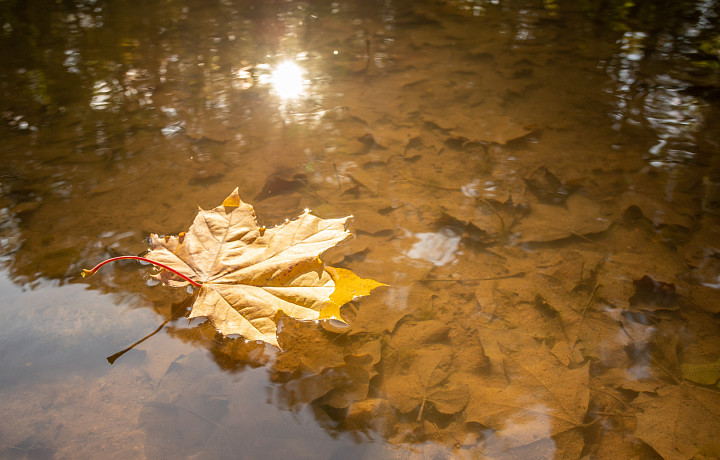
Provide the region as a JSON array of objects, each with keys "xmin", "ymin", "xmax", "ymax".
[{"xmin": 81, "ymin": 256, "xmax": 203, "ymax": 287}]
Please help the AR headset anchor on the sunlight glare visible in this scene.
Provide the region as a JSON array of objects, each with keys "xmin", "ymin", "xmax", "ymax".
[{"xmin": 271, "ymin": 61, "xmax": 305, "ymax": 100}]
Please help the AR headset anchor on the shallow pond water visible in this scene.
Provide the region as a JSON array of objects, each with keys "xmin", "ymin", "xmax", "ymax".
[{"xmin": 1, "ymin": 0, "xmax": 720, "ymax": 458}]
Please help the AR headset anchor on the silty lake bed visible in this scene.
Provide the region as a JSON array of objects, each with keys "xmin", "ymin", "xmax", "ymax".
[{"xmin": 1, "ymin": 0, "xmax": 720, "ymax": 458}]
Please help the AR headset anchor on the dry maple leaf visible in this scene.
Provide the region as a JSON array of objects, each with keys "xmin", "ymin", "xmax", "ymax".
[
  {"xmin": 385, "ymin": 345, "xmax": 469, "ymax": 421},
  {"xmin": 634, "ymin": 384, "xmax": 720, "ymax": 460},
  {"xmin": 83, "ymin": 188, "xmax": 385, "ymax": 347},
  {"xmin": 464, "ymin": 342, "xmax": 589, "ymax": 447}
]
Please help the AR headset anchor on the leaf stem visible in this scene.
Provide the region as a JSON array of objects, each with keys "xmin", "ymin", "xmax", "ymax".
[{"xmin": 81, "ymin": 256, "xmax": 202, "ymax": 287}]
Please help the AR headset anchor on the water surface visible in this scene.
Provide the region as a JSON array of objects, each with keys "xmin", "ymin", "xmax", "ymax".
[{"xmin": 1, "ymin": 0, "xmax": 720, "ymax": 458}]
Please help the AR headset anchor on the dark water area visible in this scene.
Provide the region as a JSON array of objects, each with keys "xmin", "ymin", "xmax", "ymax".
[{"xmin": 1, "ymin": 0, "xmax": 720, "ymax": 458}]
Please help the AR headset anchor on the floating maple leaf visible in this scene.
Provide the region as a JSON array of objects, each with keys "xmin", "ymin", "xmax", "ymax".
[{"xmin": 83, "ymin": 188, "xmax": 385, "ymax": 347}]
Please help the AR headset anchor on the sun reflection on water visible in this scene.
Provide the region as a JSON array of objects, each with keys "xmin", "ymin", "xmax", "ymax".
[
  {"xmin": 270, "ymin": 60, "xmax": 306, "ymax": 100},
  {"xmin": 256, "ymin": 58, "xmax": 325, "ymax": 125}
]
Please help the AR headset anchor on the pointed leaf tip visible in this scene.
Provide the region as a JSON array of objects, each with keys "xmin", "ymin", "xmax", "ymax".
[
  {"xmin": 222, "ymin": 188, "xmax": 241, "ymax": 208},
  {"xmin": 320, "ymin": 266, "xmax": 387, "ymax": 321}
]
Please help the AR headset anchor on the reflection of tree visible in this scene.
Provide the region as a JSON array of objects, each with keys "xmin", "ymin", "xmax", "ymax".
[
  {"xmin": 1, "ymin": 0, "xmax": 383, "ymax": 287},
  {"xmin": 597, "ymin": 0, "xmax": 720, "ymax": 167}
]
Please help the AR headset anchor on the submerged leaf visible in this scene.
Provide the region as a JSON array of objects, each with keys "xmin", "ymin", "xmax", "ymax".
[
  {"xmin": 514, "ymin": 194, "xmax": 611, "ymax": 242},
  {"xmin": 524, "ymin": 166, "xmax": 569, "ymax": 205},
  {"xmin": 629, "ymin": 275, "xmax": 678, "ymax": 311},
  {"xmin": 465, "ymin": 343, "xmax": 589, "ymax": 447},
  {"xmin": 681, "ymin": 359, "xmax": 720, "ymax": 386},
  {"xmin": 634, "ymin": 385, "xmax": 720, "ymax": 460},
  {"xmin": 384, "ymin": 345, "xmax": 469, "ymax": 420}
]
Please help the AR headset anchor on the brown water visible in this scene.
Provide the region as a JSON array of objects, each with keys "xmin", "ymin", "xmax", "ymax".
[{"xmin": 1, "ymin": 0, "xmax": 720, "ymax": 458}]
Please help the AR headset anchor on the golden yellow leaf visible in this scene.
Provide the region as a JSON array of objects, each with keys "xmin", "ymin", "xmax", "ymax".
[
  {"xmin": 321, "ymin": 266, "xmax": 387, "ymax": 321},
  {"xmin": 143, "ymin": 188, "xmax": 384, "ymax": 347}
]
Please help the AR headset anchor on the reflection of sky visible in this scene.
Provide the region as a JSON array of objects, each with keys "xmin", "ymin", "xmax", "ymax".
[
  {"xmin": 0, "ymin": 206, "xmax": 21, "ymax": 266},
  {"xmin": 689, "ymin": 0, "xmax": 718, "ymax": 35},
  {"xmin": 482, "ymin": 404, "xmax": 555, "ymax": 453},
  {"xmin": 644, "ymin": 77, "xmax": 705, "ymax": 167},
  {"xmin": 606, "ymin": 30, "xmax": 707, "ymax": 168},
  {"xmin": 406, "ymin": 229, "xmax": 461, "ymax": 266}
]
